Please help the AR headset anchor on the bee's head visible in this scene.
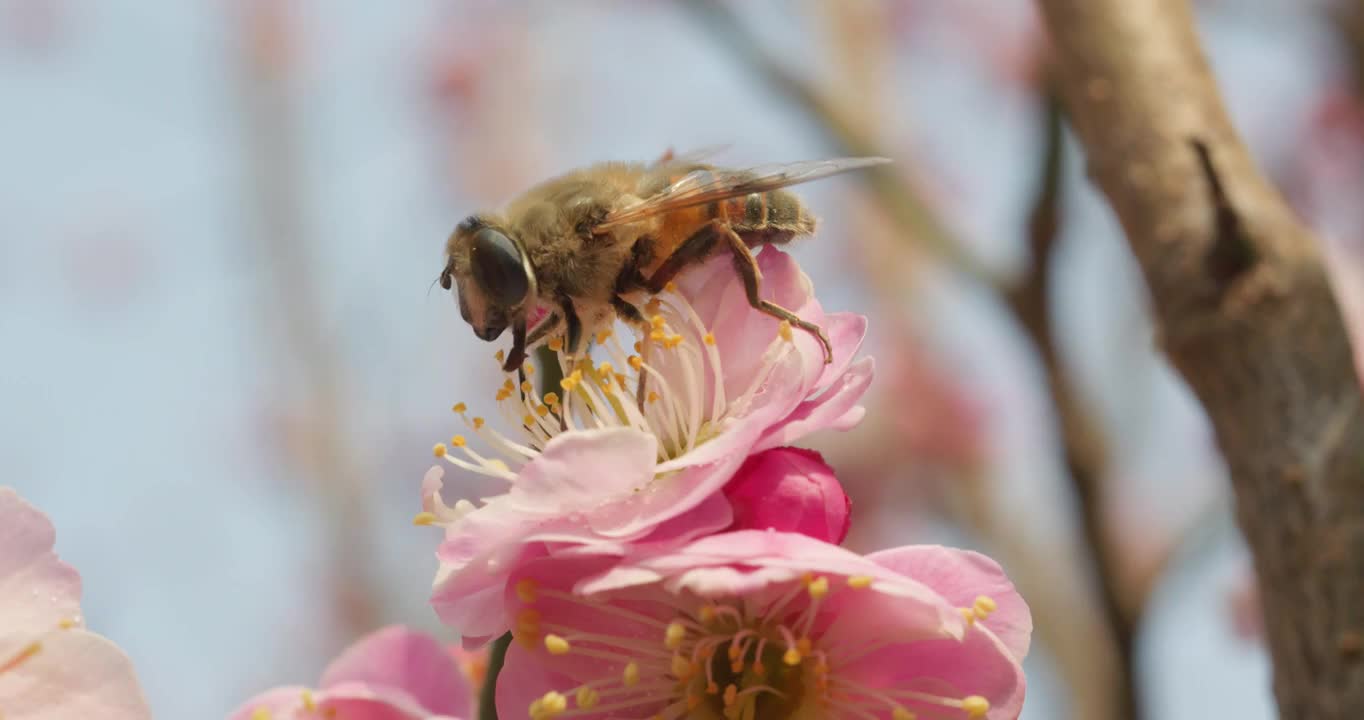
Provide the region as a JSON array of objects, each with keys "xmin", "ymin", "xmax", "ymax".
[{"xmin": 443, "ymin": 215, "xmax": 537, "ymax": 342}]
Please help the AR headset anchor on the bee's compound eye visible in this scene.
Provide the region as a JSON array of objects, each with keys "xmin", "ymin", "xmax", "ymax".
[{"xmin": 470, "ymin": 228, "xmax": 530, "ymax": 307}]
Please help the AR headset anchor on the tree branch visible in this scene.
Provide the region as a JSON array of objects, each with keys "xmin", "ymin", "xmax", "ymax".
[{"xmin": 1038, "ymin": 1, "xmax": 1364, "ymax": 717}]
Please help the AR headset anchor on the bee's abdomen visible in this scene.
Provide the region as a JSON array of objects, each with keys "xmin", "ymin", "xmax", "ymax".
[{"xmin": 718, "ymin": 190, "xmax": 815, "ymax": 246}]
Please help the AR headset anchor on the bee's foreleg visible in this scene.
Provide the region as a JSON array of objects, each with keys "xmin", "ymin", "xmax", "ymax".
[
  {"xmin": 610, "ymin": 296, "xmax": 645, "ymax": 326},
  {"xmin": 502, "ymin": 316, "xmax": 529, "ymax": 372},
  {"xmin": 559, "ymin": 296, "xmax": 583, "ymax": 356},
  {"xmin": 525, "ymin": 312, "xmax": 563, "ymax": 347},
  {"xmin": 717, "ymin": 223, "xmax": 833, "ymax": 363}
]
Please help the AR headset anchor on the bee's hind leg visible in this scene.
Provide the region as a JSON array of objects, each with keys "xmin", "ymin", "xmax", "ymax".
[{"xmin": 717, "ymin": 223, "xmax": 833, "ymax": 363}]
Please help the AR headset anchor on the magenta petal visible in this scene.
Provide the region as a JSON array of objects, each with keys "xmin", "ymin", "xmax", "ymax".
[
  {"xmin": 320, "ymin": 626, "xmax": 473, "ymax": 719},
  {"xmin": 724, "ymin": 447, "xmax": 851, "ymax": 543},
  {"xmin": 868, "ymin": 545, "xmax": 1033, "ymax": 662}
]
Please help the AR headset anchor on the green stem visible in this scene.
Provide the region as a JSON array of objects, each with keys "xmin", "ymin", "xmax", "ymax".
[{"xmin": 478, "ymin": 632, "xmax": 512, "ymax": 720}]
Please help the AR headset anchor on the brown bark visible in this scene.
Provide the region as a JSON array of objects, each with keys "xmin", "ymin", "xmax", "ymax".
[{"xmin": 1038, "ymin": 1, "xmax": 1364, "ymax": 717}]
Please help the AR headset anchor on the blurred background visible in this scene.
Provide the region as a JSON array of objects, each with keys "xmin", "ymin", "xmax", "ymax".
[{"xmin": 3, "ymin": 0, "xmax": 1363, "ymax": 717}]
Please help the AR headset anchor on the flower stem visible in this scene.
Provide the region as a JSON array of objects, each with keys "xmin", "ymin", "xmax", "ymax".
[{"xmin": 479, "ymin": 632, "xmax": 512, "ymax": 720}]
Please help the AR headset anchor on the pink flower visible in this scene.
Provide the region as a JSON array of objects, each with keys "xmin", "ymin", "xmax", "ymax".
[
  {"xmin": 0, "ymin": 487, "xmax": 151, "ymax": 720},
  {"xmin": 229, "ymin": 626, "xmax": 474, "ymax": 720},
  {"xmin": 422, "ymin": 247, "xmax": 873, "ymax": 641},
  {"xmin": 497, "ymin": 531, "xmax": 1030, "ymax": 720},
  {"xmin": 724, "ymin": 447, "xmax": 851, "ymax": 543}
]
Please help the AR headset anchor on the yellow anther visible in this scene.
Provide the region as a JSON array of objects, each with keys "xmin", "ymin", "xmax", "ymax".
[
  {"xmin": 596, "ymin": 329, "xmax": 612, "ymax": 343},
  {"xmin": 521, "ymin": 380, "xmax": 534, "ymax": 394},
  {"xmin": 473, "ymin": 416, "xmax": 486, "ymax": 429},
  {"xmin": 57, "ymin": 617, "xmax": 77, "ymax": 629},
  {"xmin": 576, "ymin": 687, "xmax": 599, "ymax": 709},
  {"xmin": 724, "ymin": 684, "xmax": 738, "ymax": 707},
  {"xmin": 547, "ymin": 337, "xmax": 564, "ymax": 351},
  {"xmin": 522, "ymin": 414, "xmax": 536, "ymax": 427},
  {"xmin": 543, "ymin": 392, "xmax": 559, "ymax": 406},
  {"xmin": 807, "ymin": 576, "xmax": 829, "ymax": 600},
  {"xmin": 962, "ymin": 696, "xmax": 990, "ymax": 718},
  {"xmin": 778, "ymin": 320, "xmax": 793, "ymax": 342},
  {"xmin": 544, "ymin": 634, "xmax": 571, "ymax": 655},
  {"xmin": 412, "ymin": 511, "xmax": 437, "ymax": 526},
  {"xmin": 731, "ymin": 660, "xmax": 744, "ymax": 674},
  {"xmin": 495, "ymin": 349, "xmax": 505, "ymax": 363},
  {"xmin": 450, "ymin": 435, "xmax": 466, "ymax": 447},
  {"xmin": 893, "ymin": 707, "xmax": 917, "ymax": 720},
  {"xmin": 532, "ymin": 691, "xmax": 567, "ymax": 720},
  {"xmin": 783, "ymin": 647, "xmax": 802, "ymax": 666},
  {"xmin": 665, "ymin": 621, "xmax": 687, "ymax": 649},
  {"xmin": 452, "ymin": 402, "xmax": 467, "ymax": 413},
  {"xmin": 503, "ymin": 378, "xmax": 516, "ymax": 391},
  {"xmin": 664, "ymin": 281, "xmax": 677, "ymax": 293},
  {"xmin": 753, "ymin": 660, "xmax": 766, "ymax": 677},
  {"xmin": 524, "ymin": 363, "xmax": 535, "ymax": 375},
  {"xmin": 250, "ymin": 709, "xmax": 273, "ymax": 720},
  {"xmin": 496, "ymin": 389, "xmax": 511, "ymax": 402},
  {"xmin": 847, "ymin": 575, "xmax": 873, "ymax": 589},
  {"xmin": 515, "ymin": 579, "xmax": 538, "ymax": 603},
  {"xmin": 665, "ymin": 334, "xmax": 684, "ymax": 348},
  {"xmin": 628, "ymin": 355, "xmax": 643, "ymax": 370},
  {"xmin": 650, "ymin": 314, "xmax": 667, "ymax": 329},
  {"xmin": 649, "ymin": 329, "xmax": 667, "ymax": 342},
  {"xmin": 973, "ymin": 595, "xmax": 998, "ymax": 618},
  {"xmin": 599, "ymin": 378, "xmax": 613, "ymax": 390},
  {"xmin": 560, "ymin": 377, "xmax": 577, "ymax": 392},
  {"xmin": 432, "ymin": 443, "xmax": 447, "ymax": 458},
  {"xmin": 623, "ymin": 661, "xmax": 640, "ymax": 687},
  {"xmin": 598, "ymin": 361, "xmax": 614, "ymax": 374},
  {"xmin": 633, "ymin": 340, "xmax": 644, "ymax": 353},
  {"xmin": 960, "ymin": 608, "xmax": 976, "ymax": 625},
  {"xmin": 645, "ymin": 298, "xmax": 662, "ymax": 314},
  {"xmin": 300, "ymin": 689, "xmax": 317, "ymax": 711},
  {"xmin": 536, "ymin": 405, "xmax": 550, "ymax": 417},
  {"xmin": 647, "ymin": 391, "xmax": 660, "ymax": 404},
  {"xmin": 671, "ymin": 653, "xmax": 693, "ymax": 679},
  {"xmin": 699, "ymin": 604, "xmax": 717, "ymax": 623},
  {"xmin": 703, "ymin": 332, "xmax": 716, "ymax": 346}
]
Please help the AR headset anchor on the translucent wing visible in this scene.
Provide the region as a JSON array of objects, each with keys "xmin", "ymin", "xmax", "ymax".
[
  {"xmin": 651, "ymin": 144, "xmax": 731, "ymax": 167},
  {"xmin": 596, "ymin": 156, "xmax": 890, "ymax": 231}
]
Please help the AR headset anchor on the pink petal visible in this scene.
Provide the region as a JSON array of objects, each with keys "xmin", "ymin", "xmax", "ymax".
[
  {"xmin": 723, "ymin": 447, "xmax": 851, "ymax": 543},
  {"xmin": 505, "ymin": 428, "xmax": 658, "ymax": 514},
  {"xmin": 756, "ymin": 357, "xmax": 875, "ymax": 451},
  {"xmin": 496, "ymin": 643, "xmax": 638, "ymax": 720},
  {"xmin": 320, "ymin": 626, "xmax": 473, "ymax": 719},
  {"xmin": 0, "ymin": 629, "xmax": 151, "ymax": 720},
  {"xmin": 0, "ymin": 489, "xmax": 83, "ymax": 650},
  {"xmin": 868, "ymin": 545, "xmax": 1032, "ymax": 661}
]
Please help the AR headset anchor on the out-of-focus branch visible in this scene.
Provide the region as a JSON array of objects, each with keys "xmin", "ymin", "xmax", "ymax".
[
  {"xmin": 682, "ymin": 0, "xmax": 999, "ymax": 285},
  {"xmin": 1039, "ymin": 1, "xmax": 1364, "ymax": 717},
  {"xmin": 234, "ymin": 1, "xmax": 381, "ymax": 637}
]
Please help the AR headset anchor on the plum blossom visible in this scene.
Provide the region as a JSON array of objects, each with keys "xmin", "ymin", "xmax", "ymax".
[
  {"xmin": 723, "ymin": 447, "xmax": 851, "ymax": 544},
  {"xmin": 229, "ymin": 626, "xmax": 474, "ymax": 720},
  {"xmin": 0, "ymin": 487, "xmax": 151, "ymax": 720},
  {"xmin": 497, "ymin": 530, "xmax": 1029, "ymax": 720},
  {"xmin": 421, "ymin": 247, "xmax": 873, "ymax": 641}
]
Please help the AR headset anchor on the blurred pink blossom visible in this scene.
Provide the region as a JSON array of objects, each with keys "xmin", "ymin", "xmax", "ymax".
[
  {"xmin": 0, "ymin": 487, "xmax": 151, "ymax": 720},
  {"xmin": 498, "ymin": 531, "xmax": 1029, "ymax": 720},
  {"xmin": 423, "ymin": 248, "xmax": 873, "ymax": 643},
  {"xmin": 724, "ymin": 447, "xmax": 852, "ymax": 543},
  {"xmin": 229, "ymin": 626, "xmax": 473, "ymax": 720}
]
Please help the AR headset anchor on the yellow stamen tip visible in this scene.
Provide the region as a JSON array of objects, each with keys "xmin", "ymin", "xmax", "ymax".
[
  {"xmin": 848, "ymin": 575, "xmax": 873, "ymax": 589},
  {"xmin": 664, "ymin": 621, "xmax": 687, "ymax": 649},
  {"xmin": 432, "ymin": 443, "xmax": 447, "ymax": 458},
  {"xmin": 666, "ymin": 334, "xmax": 684, "ymax": 348},
  {"xmin": 698, "ymin": 605, "xmax": 717, "ymax": 623},
  {"xmin": 664, "ymin": 281, "xmax": 677, "ymax": 293},
  {"xmin": 250, "ymin": 709, "xmax": 273, "ymax": 720},
  {"xmin": 300, "ymin": 689, "xmax": 317, "ymax": 711},
  {"xmin": 753, "ymin": 661, "xmax": 766, "ymax": 677},
  {"xmin": 962, "ymin": 696, "xmax": 991, "ymax": 717},
  {"xmin": 543, "ymin": 392, "xmax": 559, "ymax": 406},
  {"xmin": 532, "ymin": 691, "xmax": 567, "ymax": 720},
  {"xmin": 547, "ymin": 338, "xmax": 564, "ymax": 351},
  {"xmin": 671, "ymin": 653, "xmax": 692, "ymax": 679},
  {"xmin": 576, "ymin": 687, "xmax": 599, "ymax": 710},
  {"xmin": 807, "ymin": 576, "xmax": 829, "ymax": 600},
  {"xmin": 598, "ymin": 361, "xmax": 614, "ymax": 374},
  {"xmin": 452, "ymin": 402, "xmax": 467, "ymax": 413},
  {"xmin": 524, "ymin": 363, "xmax": 535, "ymax": 375},
  {"xmin": 703, "ymin": 332, "xmax": 716, "ymax": 345},
  {"xmin": 515, "ymin": 579, "xmax": 538, "ymax": 603},
  {"xmin": 450, "ymin": 435, "xmax": 466, "ymax": 447},
  {"xmin": 960, "ymin": 607, "xmax": 977, "ymax": 625},
  {"xmin": 649, "ymin": 329, "xmax": 667, "ymax": 342},
  {"xmin": 496, "ymin": 389, "xmax": 511, "ymax": 401},
  {"xmin": 650, "ymin": 315, "xmax": 667, "ymax": 329},
  {"xmin": 628, "ymin": 355, "xmax": 643, "ymax": 370},
  {"xmin": 647, "ymin": 391, "xmax": 660, "ymax": 404},
  {"xmin": 596, "ymin": 329, "xmax": 612, "ymax": 343},
  {"xmin": 778, "ymin": 320, "xmax": 793, "ymax": 342},
  {"xmin": 473, "ymin": 416, "xmax": 486, "ymax": 429},
  {"xmin": 544, "ymin": 634, "xmax": 571, "ymax": 655},
  {"xmin": 412, "ymin": 511, "xmax": 437, "ymax": 526},
  {"xmin": 57, "ymin": 617, "xmax": 77, "ymax": 629},
  {"xmin": 893, "ymin": 707, "xmax": 917, "ymax": 720},
  {"xmin": 633, "ymin": 340, "xmax": 644, "ymax": 353},
  {"xmin": 495, "ymin": 350, "xmax": 505, "ymax": 362},
  {"xmin": 623, "ymin": 661, "xmax": 640, "ymax": 687},
  {"xmin": 536, "ymin": 405, "xmax": 550, "ymax": 417},
  {"xmin": 723, "ymin": 684, "xmax": 738, "ymax": 707},
  {"xmin": 974, "ymin": 595, "xmax": 998, "ymax": 615},
  {"xmin": 521, "ymin": 381, "xmax": 534, "ymax": 393},
  {"xmin": 783, "ymin": 648, "xmax": 802, "ymax": 666}
]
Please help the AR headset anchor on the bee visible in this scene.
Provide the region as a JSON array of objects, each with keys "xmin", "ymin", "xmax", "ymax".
[{"xmin": 440, "ymin": 154, "xmax": 889, "ymax": 371}]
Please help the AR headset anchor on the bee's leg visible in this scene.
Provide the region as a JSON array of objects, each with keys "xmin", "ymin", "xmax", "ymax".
[
  {"xmin": 525, "ymin": 312, "xmax": 563, "ymax": 348},
  {"xmin": 643, "ymin": 227, "xmax": 719, "ymax": 294},
  {"xmin": 717, "ymin": 223, "xmax": 833, "ymax": 363},
  {"xmin": 558, "ymin": 297, "xmax": 583, "ymax": 357},
  {"xmin": 610, "ymin": 295, "xmax": 645, "ymax": 326},
  {"xmin": 502, "ymin": 316, "xmax": 529, "ymax": 372}
]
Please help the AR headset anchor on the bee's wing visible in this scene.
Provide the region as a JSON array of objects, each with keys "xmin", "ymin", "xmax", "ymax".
[
  {"xmin": 595, "ymin": 157, "xmax": 890, "ymax": 231},
  {"xmin": 651, "ymin": 144, "xmax": 731, "ymax": 167}
]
